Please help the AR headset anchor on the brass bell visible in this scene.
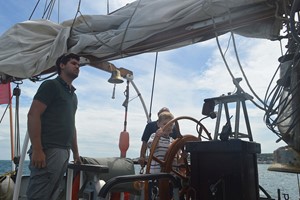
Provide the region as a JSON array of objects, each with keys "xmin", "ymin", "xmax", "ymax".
[
  {"xmin": 108, "ymin": 69, "xmax": 124, "ymax": 84},
  {"xmin": 268, "ymin": 146, "xmax": 300, "ymax": 173}
]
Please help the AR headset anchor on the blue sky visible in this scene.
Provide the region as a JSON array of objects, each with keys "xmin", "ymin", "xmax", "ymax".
[{"xmin": 0, "ymin": 0, "xmax": 287, "ymax": 161}]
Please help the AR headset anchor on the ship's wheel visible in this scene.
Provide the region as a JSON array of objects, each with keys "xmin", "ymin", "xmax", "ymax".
[{"xmin": 144, "ymin": 116, "xmax": 212, "ymax": 200}]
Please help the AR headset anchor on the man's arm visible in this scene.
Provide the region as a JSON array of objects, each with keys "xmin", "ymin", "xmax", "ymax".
[
  {"xmin": 71, "ymin": 128, "xmax": 81, "ymax": 164},
  {"xmin": 138, "ymin": 122, "xmax": 156, "ymax": 167},
  {"xmin": 27, "ymin": 99, "xmax": 47, "ymax": 168},
  {"xmin": 138, "ymin": 141, "xmax": 147, "ymax": 167}
]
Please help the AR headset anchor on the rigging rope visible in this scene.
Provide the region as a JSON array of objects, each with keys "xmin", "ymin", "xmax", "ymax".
[
  {"xmin": 42, "ymin": 0, "xmax": 55, "ymax": 20},
  {"xmin": 213, "ymin": 14, "xmax": 279, "ymax": 112},
  {"xmin": 263, "ymin": 52, "xmax": 284, "ymax": 112},
  {"xmin": 57, "ymin": 0, "xmax": 60, "ymax": 23},
  {"xmin": 72, "ymin": 1, "xmax": 119, "ymax": 56},
  {"xmin": 231, "ymin": 32, "xmax": 266, "ymax": 108},
  {"xmin": 107, "ymin": 0, "xmax": 110, "ymax": 14},
  {"xmin": 211, "ymin": 7, "xmax": 295, "ymax": 141},
  {"xmin": 46, "ymin": 0, "xmax": 55, "ymax": 20},
  {"xmin": 0, "ymin": 96, "xmax": 12, "ymax": 124},
  {"xmin": 148, "ymin": 52, "xmax": 159, "ymax": 122},
  {"xmin": 264, "ymin": 54, "xmax": 300, "ymax": 138},
  {"xmin": 29, "ymin": 0, "xmax": 57, "ymax": 21},
  {"xmin": 262, "ymin": 0, "xmax": 300, "ymax": 138},
  {"xmin": 119, "ymin": 0, "xmax": 142, "ymax": 54},
  {"xmin": 69, "ymin": 0, "xmax": 81, "ymax": 36},
  {"xmin": 29, "ymin": 0, "xmax": 41, "ymax": 20}
]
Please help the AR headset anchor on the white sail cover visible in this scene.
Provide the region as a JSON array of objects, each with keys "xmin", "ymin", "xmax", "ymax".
[{"xmin": 0, "ymin": 0, "xmax": 282, "ymax": 79}]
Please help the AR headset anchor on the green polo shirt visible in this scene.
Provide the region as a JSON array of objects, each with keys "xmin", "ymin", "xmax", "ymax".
[{"xmin": 34, "ymin": 76, "xmax": 77, "ymax": 149}]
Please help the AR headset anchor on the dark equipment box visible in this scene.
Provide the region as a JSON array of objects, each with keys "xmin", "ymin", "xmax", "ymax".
[{"xmin": 186, "ymin": 139, "xmax": 261, "ymax": 200}]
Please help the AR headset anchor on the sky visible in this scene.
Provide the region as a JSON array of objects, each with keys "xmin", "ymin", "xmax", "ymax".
[{"xmin": 0, "ymin": 0, "xmax": 288, "ymax": 161}]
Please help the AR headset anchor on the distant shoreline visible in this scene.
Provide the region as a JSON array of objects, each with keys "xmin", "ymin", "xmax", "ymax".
[{"xmin": 257, "ymin": 153, "xmax": 273, "ymax": 164}]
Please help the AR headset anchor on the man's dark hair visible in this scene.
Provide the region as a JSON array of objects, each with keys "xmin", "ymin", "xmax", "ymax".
[{"xmin": 56, "ymin": 53, "xmax": 80, "ymax": 74}]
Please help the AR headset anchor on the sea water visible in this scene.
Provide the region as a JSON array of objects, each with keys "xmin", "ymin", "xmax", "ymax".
[
  {"xmin": 258, "ymin": 164, "xmax": 300, "ymax": 200},
  {"xmin": 0, "ymin": 160, "xmax": 299, "ymax": 199}
]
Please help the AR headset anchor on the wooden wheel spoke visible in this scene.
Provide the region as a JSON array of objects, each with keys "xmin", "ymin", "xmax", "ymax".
[
  {"xmin": 152, "ymin": 156, "xmax": 164, "ymax": 165},
  {"xmin": 170, "ymin": 168, "xmax": 187, "ymax": 179}
]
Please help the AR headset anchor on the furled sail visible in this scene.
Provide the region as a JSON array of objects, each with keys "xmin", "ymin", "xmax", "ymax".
[{"xmin": 0, "ymin": 0, "xmax": 283, "ymax": 79}]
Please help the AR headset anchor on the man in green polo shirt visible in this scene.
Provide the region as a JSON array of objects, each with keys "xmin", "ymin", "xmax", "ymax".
[{"xmin": 26, "ymin": 53, "xmax": 81, "ymax": 200}]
